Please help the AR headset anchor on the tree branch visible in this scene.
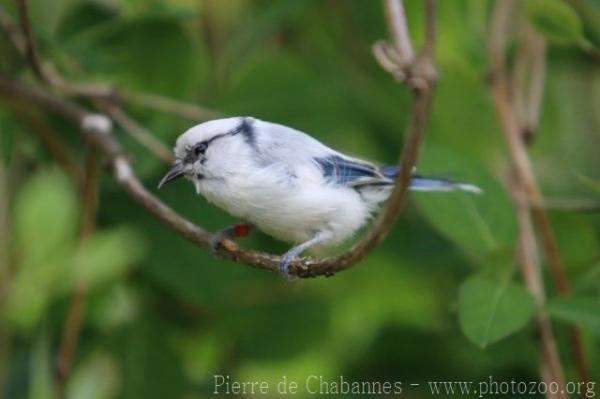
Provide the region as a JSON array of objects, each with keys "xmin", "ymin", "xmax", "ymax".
[
  {"xmin": 98, "ymin": 102, "xmax": 175, "ymax": 164},
  {"xmin": 488, "ymin": 0, "xmax": 589, "ymax": 388},
  {"xmin": 0, "ymin": 5, "xmax": 25, "ymax": 54},
  {"xmin": 374, "ymin": 0, "xmax": 437, "ymax": 90},
  {"xmin": 488, "ymin": 2, "xmax": 570, "ymax": 296},
  {"xmin": 422, "ymin": 0, "xmax": 436, "ymax": 60},
  {"xmin": 490, "ymin": 0, "xmax": 562, "ymax": 390},
  {"xmin": 0, "ymin": 162, "xmax": 11, "ymax": 397},
  {"xmin": 543, "ymin": 197, "xmax": 600, "ymax": 213},
  {"xmin": 7, "ymin": 103, "xmax": 83, "ymax": 184},
  {"xmin": 509, "ymin": 170, "xmax": 566, "ymax": 395},
  {"xmin": 55, "ymin": 146, "xmax": 100, "ymax": 397},
  {"xmin": 0, "ymin": 0, "xmax": 438, "ymax": 278},
  {"xmin": 1, "ymin": 4, "xmax": 220, "ymax": 122},
  {"xmin": 490, "ymin": 3, "xmax": 566, "ymax": 391},
  {"xmin": 385, "ymin": 0, "xmax": 414, "ymax": 64},
  {"xmin": 15, "ymin": 0, "xmax": 45, "ymax": 82},
  {"xmin": 116, "ymin": 89, "xmax": 221, "ymax": 121},
  {"xmin": 524, "ymin": 27, "xmax": 546, "ymax": 141}
]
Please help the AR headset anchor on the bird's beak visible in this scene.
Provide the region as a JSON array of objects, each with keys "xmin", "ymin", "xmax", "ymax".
[{"xmin": 158, "ymin": 162, "xmax": 185, "ymax": 189}]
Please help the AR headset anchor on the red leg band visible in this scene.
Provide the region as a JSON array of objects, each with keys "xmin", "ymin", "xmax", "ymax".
[{"xmin": 233, "ymin": 223, "xmax": 252, "ymax": 237}]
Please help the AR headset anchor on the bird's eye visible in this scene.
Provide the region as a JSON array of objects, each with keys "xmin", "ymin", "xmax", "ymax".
[{"xmin": 194, "ymin": 142, "xmax": 208, "ymax": 156}]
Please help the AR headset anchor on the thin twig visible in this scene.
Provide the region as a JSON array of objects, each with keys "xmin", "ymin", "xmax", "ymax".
[
  {"xmin": 490, "ymin": 0, "xmax": 566, "ymax": 393},
  {"xmin": 2, "ymin": 4, "xmax": 219, "ymax": 122},
  {"xmin": 488, "ymin": 27, "xmax": 569, "ymax": 296},
  {"xmin": 512, "ymin": 22, "xmax": 547, "ymax": 143},
  {"xmin": 385, "ymin": 0, "xmax": 414, "ymax": 63},
  {"xmin": 337, "ymin": 0, "xmax": 438, "ymax": 264},
  {"xmin": 0, "ymin": 163, "xmax": 11, "ymax": 399},
  {"xmin": 0, "ymin": 163, "xmax": 8, "ymax": 303},
  {"xmin": 117, "ymin": 89, "xmax": 221, "ymax": 121},
  {"xmin": 0, "ymin": 6, "xmax": 25, "ymax": 53},
  {"xmin": 524, "ymin": 27, "xmax": 546, "ymax": 141},
  {"xmin": 407, "ymin": 0, "xmax": 437, "ymax": 91},
  {"xmin": 543, "ymin": 197, "xmax": 600, "ymax": 213},
  {"xmin": 509, "ymin": 171, "xmax": 566, "ymax": 395},
  {"xmin": 511, "ymin": 19, "xmax": 530, "ymax": 134},
  {"xmin": 15, "ymin": 0, "xmax": 45, "ymax": 82},
  {"xmin": 375, "ymin": 0, "xmax": 436, "ymax": 91},
  {"xmin": 2, "ymin": 5, "xmax": 216, "ymax": 186},
  {"xmin": 372, "ymin": 41, "xmax": 403, "ymax": 75},
  {"xmin": 488, "ymin": 0, "xmax": 589, "ymax": 387},
  {"xmin": 55, "ymin": 146, "xmax": 99, "ymax": 397},
  {"xmin": 46, "ymin": 66, "xmax": 116, "ymax": 99},
  {"xmin": 0, "ymin": 0, "xmax": 438, "ymax": 278},
  {"xmin": 7, "ymin": 102, "xmax": 82, "ymax": 184},
  {"xmin": 421, "ymin": 0, "xmax": 436, "ymax": 60},
  {"xmin": 99, "ymin": 102, "xmax": 175, "ymax": 164}
]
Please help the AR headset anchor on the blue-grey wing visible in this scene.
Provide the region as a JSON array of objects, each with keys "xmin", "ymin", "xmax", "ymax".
[
  {"xmin": 314, "ymin": 155, "xmax": 395, "ymax": 187},
  {"xmin": 313, "ymin": 155, "xmax": 481, "ymax": 193}
]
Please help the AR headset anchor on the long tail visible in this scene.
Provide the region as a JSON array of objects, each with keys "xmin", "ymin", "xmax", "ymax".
[
  {"xmin": 379, "ymin": 166, "xmax": 481, "ymax": 193},
  {"xmin": 409, "ymin": 175, "xmax": 482, "ymax": 193}
]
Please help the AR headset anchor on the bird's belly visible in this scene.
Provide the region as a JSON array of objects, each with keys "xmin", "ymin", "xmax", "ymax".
[{"xmin": 199, "ymin": 179, "xmax": 370, "ymax": 245}]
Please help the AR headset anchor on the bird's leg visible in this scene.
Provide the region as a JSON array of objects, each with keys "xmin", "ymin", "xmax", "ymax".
[
  {"xmin": 279, "ymin": 231, "xmax": 331, "ymax": 280},
  {"xmin": 210, "ymin": 222, "xmax": 254, "ymax": 253}
]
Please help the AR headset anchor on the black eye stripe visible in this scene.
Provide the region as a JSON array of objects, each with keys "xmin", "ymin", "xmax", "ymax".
[
  {"xmin": 188, "ymin": 119, "xmax": 250, "ymax": 159},
  {"xmin": 194, "ymin": 142, "xmax": 208, "ymax": 155}
]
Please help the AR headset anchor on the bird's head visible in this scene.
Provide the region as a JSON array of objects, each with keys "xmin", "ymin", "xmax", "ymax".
[{"xmin": 158, "ymin": 116, "xmax": 256, "ymax": 192}]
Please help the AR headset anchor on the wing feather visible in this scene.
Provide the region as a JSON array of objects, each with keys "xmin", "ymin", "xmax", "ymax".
[{"xmin": 314, "ymin": 155, "xmax": 392, "ymax": 187}]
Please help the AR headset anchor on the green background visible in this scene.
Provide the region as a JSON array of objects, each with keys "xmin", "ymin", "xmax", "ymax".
[{"xmin": 1, "ymin": 0, "xmax": 599, "ymax": 398}]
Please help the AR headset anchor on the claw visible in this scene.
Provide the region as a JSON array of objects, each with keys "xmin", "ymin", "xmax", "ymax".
[
  {"xmin": 210, "ymin": 228, "xmax": 232, "ymax": 254},
  {"xmin": 278, "ymin": 252, "xmax": 296, "ymax": 281},
  {"xmin": 210, "ymin": 223, "xmax": 253, "ymax": 254},
  {"xmin": 277, "ymin": 231, "xmax": 330, "ymax": 281}
]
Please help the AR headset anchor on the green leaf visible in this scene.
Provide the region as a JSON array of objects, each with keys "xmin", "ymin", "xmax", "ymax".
[
  {"xmin": 71, "ymin": 227, "xmax": 143, "ymax": 291},
  {"xmin": 458, "ymin": 274, "xmax": 536, "ymax": 348},
  {"xmin": 56, "ymin": 1, "xmax": 118, "ymax": 40},
  {"xmin": 14, "ymin": 168, "xmax": 78, "ymax": 261},
  {"xmin": 88, "ymin": 284, "xmax": 140, "ymax": 332},
  {"xmin": 0, "ymin": 110, "xmax": 19, "ymax": 162},
  {"xmin": 66, "ymin": 352, "xmax": 121, "ymax": 399},
  {"xmin": 7, "ymin": 169, "xmax": 78, "ymax": 331},
  {"xmin": 568, "ymin": 0, "xmax": 600, "ymax": 49},
  {"xmin": 414, "ymin": 146, "xmax": 517, "ymax": 259},
  {"xmin": 111, "ymin": 18, "xmax": 197, "ymax": 96},
  {"xmin": 118, "ymin": 317, "xmax": 186, "ymax": 399},
  {"xmin": 551, "ymin": 213, "xmax": 599, "ymax": 267},
  {"xmin": 578, "ymin": 174, "xmax": 600, "ymax": 196},
  {"xmin": 216, "ymin": 296, "xmax": 331, "ymax": 361},
  {"xmin": 29, "ymin": 328, "xmax": 53, "ymax": 399},
  {"xmin": 27, "ymin": 0, "xmax": 79, "ymax": 38},
  {"xmin": 546, "ymin": 297, "xmax": 600, "ymax": 333},
  {"xmin": 6, "ymin": 255, "xmax": 72, "ymax": 331},
  {"xmin": 527, "ymin": 0, "xmax": 589, "ymax": 47}
]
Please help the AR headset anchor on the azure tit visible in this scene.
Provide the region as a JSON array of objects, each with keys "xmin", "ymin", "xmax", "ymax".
[{"xmin": 158, "ymin": 117, "xmax": 480, "ymax": 278}]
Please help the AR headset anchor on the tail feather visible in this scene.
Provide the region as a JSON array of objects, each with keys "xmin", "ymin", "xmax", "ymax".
[
  {"xmin": 409, "ymin": 175, "xmax": 482, "ymax": 193},
  {"xmin": 379, "ymin": 166, "xmax": 481, "ymax": 194}
]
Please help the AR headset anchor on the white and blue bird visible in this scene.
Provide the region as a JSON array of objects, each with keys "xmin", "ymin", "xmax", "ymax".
[{"xmin": 158, "ymin": 117, "xmax": 480, "ymax": 277}]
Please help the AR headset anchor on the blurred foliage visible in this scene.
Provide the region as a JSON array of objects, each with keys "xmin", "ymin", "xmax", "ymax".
[
  {"xmin": 547, "ymin": 297, "xmax": 600, "ymax": 333},
  {"xmin": 527, "ymin": 0, "xmax": 589, "ymax": 47},
  {"xmin": 7, "ymin": 169, "xmax": 142, "ymax": 332},
  {"xmin": 0, "ymin": 0, "xmax": 599, "ymax": 398},
  {"xmin": 458, "ymin": 272, "xmax": 535, "ymax": 348}
]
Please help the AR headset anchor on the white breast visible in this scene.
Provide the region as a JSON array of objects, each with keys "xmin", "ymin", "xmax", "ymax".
[{"xmin": 197, "ymin": 164, "xmax": 371, "ymax": 246}]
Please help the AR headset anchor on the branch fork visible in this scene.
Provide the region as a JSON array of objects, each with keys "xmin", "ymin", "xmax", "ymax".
[
  {"xmin": 373, "ymin": 0, "xmax": 438, "ymax": 92},
  {"xmin": 2, "ymin": 0, "xmax": 439, "ymax": 279}
]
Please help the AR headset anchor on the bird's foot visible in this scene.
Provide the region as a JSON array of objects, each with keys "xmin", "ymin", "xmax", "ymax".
[
  {"xmin": 210, "ymin": 223, "xmax": 253, "ymax": 254},
  {"xmin": 279, "ymin": 251, "xmax": 299, "ymax": 281},
  {"xmin": 277, "ymin": 232, "xmax": 329, "ymax": 280}
]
